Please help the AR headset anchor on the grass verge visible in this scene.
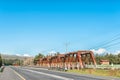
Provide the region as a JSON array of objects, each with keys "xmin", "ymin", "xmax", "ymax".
[{"xmin": 67, "ymin": 69, "xmax": 120, "ymax": 78}]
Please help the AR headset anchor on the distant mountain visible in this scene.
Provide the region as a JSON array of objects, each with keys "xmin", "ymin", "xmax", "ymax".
[{"xmin": 1, "ymin": 54, "xmax": 32, "ymax": 60}]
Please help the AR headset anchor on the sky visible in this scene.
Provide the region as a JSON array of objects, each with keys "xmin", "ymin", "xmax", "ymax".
[{"xmin": 0, "ymin": 0, "xmax": 120, "ymax": 56}]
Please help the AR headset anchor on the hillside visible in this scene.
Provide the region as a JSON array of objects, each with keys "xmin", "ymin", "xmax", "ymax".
[{"xmin": 1, "ymin": 54, "xmax": 31, "ymax": 60}]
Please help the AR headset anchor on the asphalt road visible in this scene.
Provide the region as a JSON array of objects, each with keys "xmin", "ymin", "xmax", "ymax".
[
  {"xmin": 10, "ymin": 67, "xmax": 120, "ymax": 80},
  {"xmin": 0, "ymin": 67, "xmax": 22, "ymax": 80},
  {"xmin": 1, "ymin": 66, "xmax": 119, "ymax": 80}
]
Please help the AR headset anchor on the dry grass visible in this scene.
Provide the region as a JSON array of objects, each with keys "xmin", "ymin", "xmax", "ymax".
[{"xmin": 67, "ymin": 69, "xmax": 120, "ymax": 78}]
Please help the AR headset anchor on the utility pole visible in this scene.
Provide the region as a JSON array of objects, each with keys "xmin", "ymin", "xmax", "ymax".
[{"xmin": 65, "ymin": 42, "xmax": 70, "ymax": 53}]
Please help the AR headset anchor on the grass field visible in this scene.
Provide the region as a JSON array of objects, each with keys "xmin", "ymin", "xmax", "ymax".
[{"xmin": 68, "ymin": 69, "xmax": 120, "ymax": 78}]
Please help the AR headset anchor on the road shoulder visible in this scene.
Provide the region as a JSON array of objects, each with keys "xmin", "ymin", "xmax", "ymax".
[{"xmin": 0, "ymin": 67, "xmax": 24, "ymax": 80}]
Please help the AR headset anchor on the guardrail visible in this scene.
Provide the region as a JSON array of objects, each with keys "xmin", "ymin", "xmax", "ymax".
[{"xmin": 86, "ymin": 65, "xmax": 120, "ymax": 69}]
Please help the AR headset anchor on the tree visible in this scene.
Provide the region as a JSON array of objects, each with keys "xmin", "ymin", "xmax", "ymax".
[
  {"xmin": 34, "ymin": 53, "xmax": 44, "ymax": 65},
  {"xmin": 95, "ymin": 54, "xmax": 101, "ymax": 64},
  {"xmin": 0, "ymin": 54, "xmax": 2, "ymax": 67},
  {"xmin": 1, "ymin": 59, "xmax": 22, "ymax": 66},
  {"xmin": 95, "ymin": 53, "xmax": 120, "ymax": 65},
  {"xmin": 56, "ymin": 52, "xmax": 60, "ymax": 55}
]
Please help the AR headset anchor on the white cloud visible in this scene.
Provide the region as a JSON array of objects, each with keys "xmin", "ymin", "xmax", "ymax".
[
  {"xmin": 1, "ymin": 52, "xmax": 13, "ymax": 55},
  {"xmin": 15, "ymin": 54, "xmax": 31, "ymax": 57},
  {"xmin": 91, "ymin": 48, "xmax": 107, "ymax": 54},
  {"xmin": 16, "ymin": 54, "xmax": 22, "ymax": 56},
  {"xmin": 23, "ymin": 54, "xmax": 31, "ymax": 57},
  {"xmin": 113, "ymin": 51, "xmax": 120, "ymax": 55},
  {"xmin": 48, "ymin": 51, "xmax": 57, "ymax": 56}
]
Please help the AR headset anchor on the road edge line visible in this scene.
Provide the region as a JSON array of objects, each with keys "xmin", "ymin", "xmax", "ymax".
[{"xmin": 11, "ymin": 68, "xmax": 26, "ymax": 80}]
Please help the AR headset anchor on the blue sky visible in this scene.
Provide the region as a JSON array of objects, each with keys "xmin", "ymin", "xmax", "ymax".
[{"xmin": 0, "ymin": 0, "xmax": 120, "ymax": 56}]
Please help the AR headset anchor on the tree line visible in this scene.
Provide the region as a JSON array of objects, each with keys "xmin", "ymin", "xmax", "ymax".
[
  {"xmin": 0, "ymin": 54, "xmax": 24, "ymax": 66},
  {"xmin": 1, "ymin": 52, "xmax": 120, "ymax": 67},
  {"xmin": 2, "ymin": 59, "xmax": 23, "ymax": 66},
  {"xmin": 95, "ymin": 53, "xmax": 120, "ymax": 64},
  {"xmin": 0, "ymin": 54, "xmax": 2, "ymax": 67}
]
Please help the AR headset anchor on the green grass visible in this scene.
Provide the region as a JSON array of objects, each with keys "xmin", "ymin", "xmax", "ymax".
[{"xmin": 67, "ymin": 69, "xmax": 120, "ymax": 78}]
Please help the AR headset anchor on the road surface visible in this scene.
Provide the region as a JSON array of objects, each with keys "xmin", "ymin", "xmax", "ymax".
[
  {"xmin": 0, "ymin": 67, "xmax": 119, "ymax": 80},
  {"xmin": 0, "ymin": 67, "xmax": 22, "ymax": 80}
]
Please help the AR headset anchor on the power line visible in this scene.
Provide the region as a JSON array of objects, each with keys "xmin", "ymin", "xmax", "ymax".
[
  {"xmin": 94, "ymin": 37, "xmax": 120, "ymax": 49},
  {"xmin": 102, "ymin": 41, "xmax": 120, "ymax": 49},
  {"xmin": 89, "ymin": 33, "xmax": 120, "ymax": 49}
]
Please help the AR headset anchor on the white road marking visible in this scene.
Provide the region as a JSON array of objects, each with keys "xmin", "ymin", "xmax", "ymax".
[
  {"xmin": 24, "ymin": 67, "xmax": 48, "ymax": 70},
  {"xmin": 22, "ymin": 68, "xmax": 74, "ymax": 80},
  {"xmin": 11, "ymin": 68, "xmax": 26, "ymax": 80}
]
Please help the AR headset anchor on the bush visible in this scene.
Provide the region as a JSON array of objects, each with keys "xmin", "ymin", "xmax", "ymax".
[
  {"xmin": 0, "ymin": 54, "xmax": 2, "ymax": 67},
  {"xmin": 0, "ymin": 66, "xmax": 5, "ymax": 72}
]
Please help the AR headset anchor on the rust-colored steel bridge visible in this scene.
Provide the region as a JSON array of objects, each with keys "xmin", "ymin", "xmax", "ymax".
[{"xmin": 37, "ymin": 50, "xmax": 96, "ymax": 69}]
